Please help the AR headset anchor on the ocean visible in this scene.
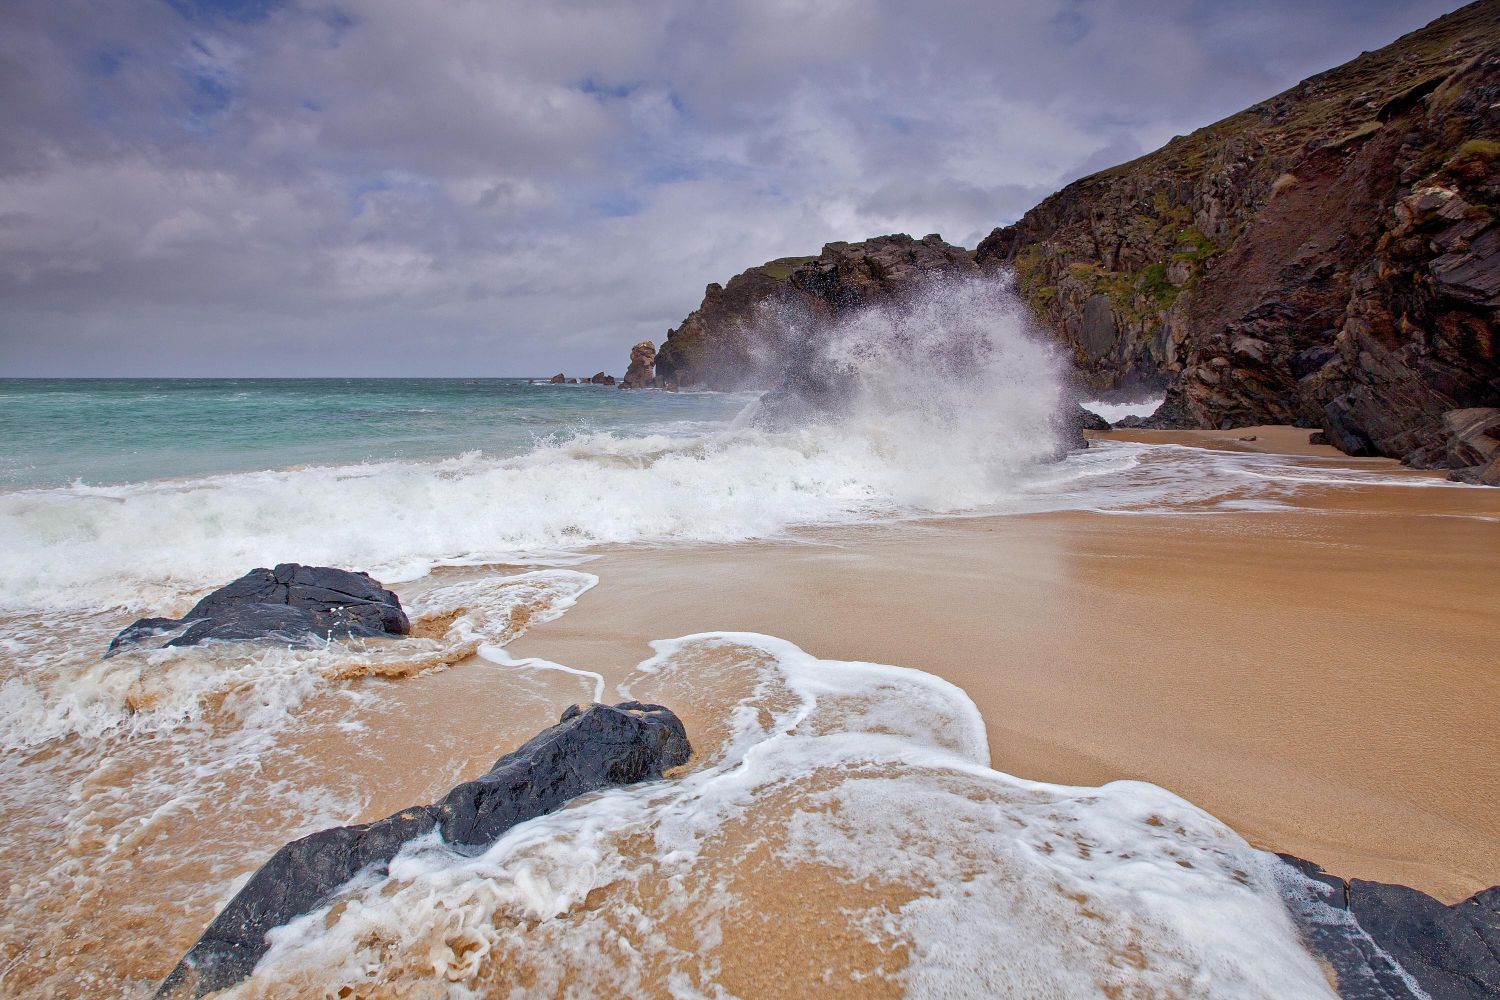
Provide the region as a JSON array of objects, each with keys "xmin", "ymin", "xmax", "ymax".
[{"xmin": 0, "ymin": 300, "xmax": 1468, "ymax": 997}]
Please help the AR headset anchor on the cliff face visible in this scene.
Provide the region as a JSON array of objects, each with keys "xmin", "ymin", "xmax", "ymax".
[
  {"xmin": 628, "ymin": 2, "xmax": 1498, "ymax": 477},
  {"xmin": 975, "ymin": 0, "xmax": 1499, "ymax": 471},
  {"xmin": 652, "ymin": 234, "xmax": 976, "ymax": 390}
]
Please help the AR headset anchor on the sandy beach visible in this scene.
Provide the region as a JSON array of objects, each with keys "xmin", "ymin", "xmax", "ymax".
[{"xmin": 498, "ymin": 430, "xmax": 1500, "ymax": 902}]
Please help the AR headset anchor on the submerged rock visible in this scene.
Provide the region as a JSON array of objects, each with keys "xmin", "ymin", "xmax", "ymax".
[
  {"xmin": 157, "ymin": 701, "xmax": 691, "ymax": 998},
  {"xmin": 1280, "ymin": 854, "xmax": 1500, "ymax": 999},
  {"xmin": 107, "ymin": 563, "xmax": 410, "ymax": 656}
]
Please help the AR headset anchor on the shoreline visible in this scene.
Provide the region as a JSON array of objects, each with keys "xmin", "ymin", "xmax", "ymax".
[{"xmin": 501, "ymin": 429, "xmax": 1500, "ymax": 902}]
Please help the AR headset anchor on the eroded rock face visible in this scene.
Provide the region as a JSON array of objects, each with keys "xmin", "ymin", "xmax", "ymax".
[
  {"xmin": 157, "ymin": 702, "xmax": 692, "ymax": 998},
  {"xmin": 1442, "ymin": 406, "xmax": 1500, "ymax": 483},
  {"xmin": 620, "ymin": 340, "xmax": 659, "ymax": 389},
  {"xmin": 974, "ymin": 4, "xmax": 1500, "ymax": 472},
  {"xmin": 590, "ymin": 371, "xmax": 617, "ymax": 385},
  {"xmin": 107, "ymin": 564, "xmax": 410, "ymax": 656},
  {"xmin": 646, "ymin": 234, "xmax": 977, "ymax": 390},
  {"xmin": 1280, "ymin": 854, "xmax": 1500, "ymax": 1000}
]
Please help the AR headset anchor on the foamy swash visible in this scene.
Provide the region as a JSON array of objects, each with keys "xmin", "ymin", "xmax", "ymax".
[{"xmin": 232, "ymin": 633, "xmax": 1341, "ymax": 999}]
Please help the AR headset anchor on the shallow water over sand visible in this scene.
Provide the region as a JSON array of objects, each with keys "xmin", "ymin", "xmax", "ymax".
[{"xmin": 0, "ymin": 437, "xmax": 1494, "ymax": 997}]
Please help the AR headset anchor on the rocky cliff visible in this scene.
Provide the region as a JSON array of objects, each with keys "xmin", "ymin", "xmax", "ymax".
[
  {"xmin": 975, "ymin": 0, "xmax": 1499, "ymax": 476},
  {"xmin": 650, "ymin": 234, "xmax": 976, "ymax": 390},
  {"xmin": 626, "ymin": 2, "xmax": 1499, "ymax": 478}
]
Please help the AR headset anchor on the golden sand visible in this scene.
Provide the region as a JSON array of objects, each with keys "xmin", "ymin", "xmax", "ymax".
[{"xmin": 503, "ymin": 432, "xmax": 1500, "ymax": 902}]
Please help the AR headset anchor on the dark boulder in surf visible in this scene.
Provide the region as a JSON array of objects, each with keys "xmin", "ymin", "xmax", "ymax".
[
  {"xmin": 1279, "ymin": 854, "xmax": 1500, "ymax": 999},
  {"xmin": 157, "ymin": 701, "xmax": 691, "ymax": 998},
  {"xmin": 107, "ymin": 563, "xmax": 410, "ymax": 656}
]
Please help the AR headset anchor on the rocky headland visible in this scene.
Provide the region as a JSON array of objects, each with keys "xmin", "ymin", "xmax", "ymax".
[{"xmin": 619, "ymin": 0, "xmax": 1500, "ymax": 480}]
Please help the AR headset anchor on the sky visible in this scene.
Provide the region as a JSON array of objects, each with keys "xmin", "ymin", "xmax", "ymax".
[{"xmin": 0, "ymin": 0, "xmax": 1464, "ymax": 377}]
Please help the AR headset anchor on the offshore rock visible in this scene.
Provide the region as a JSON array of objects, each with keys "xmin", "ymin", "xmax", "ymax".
[
  {"xmin": 548, "ymin": 372, "xmax": 566, "ymax": 384},
  {"xmin": 107, "ymin": 564, "xmax": 409, "ymax": 656},
  {"xmin": 590, "ymin": 371, "xmax": 617, "ymax": 385},
  {"xmin": 1280, "ymin": 854, "xmax": 1500, "ymax": 999},
  {"xmin": 620, "ymin": 340, "xmax": 658, "ymax": 389},
  {"xmin": 157, "ymin": 702, "xmax": 692, "ymax": 998}
]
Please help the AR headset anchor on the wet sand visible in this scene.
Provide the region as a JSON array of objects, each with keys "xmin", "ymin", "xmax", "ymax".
[{"xmin": 506, "ymin": 436, "xmax": 1500, "ymax": 902}]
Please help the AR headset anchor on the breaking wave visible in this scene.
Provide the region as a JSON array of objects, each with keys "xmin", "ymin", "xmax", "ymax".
[{"xmin": 0, "ymin": 279, "xmax": 1071, "ymax": 614}]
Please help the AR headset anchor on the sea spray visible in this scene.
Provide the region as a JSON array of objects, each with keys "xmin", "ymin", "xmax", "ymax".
[{"xmin": 0, "ymin": 278, "xmax": 1073, "ymax": 614}]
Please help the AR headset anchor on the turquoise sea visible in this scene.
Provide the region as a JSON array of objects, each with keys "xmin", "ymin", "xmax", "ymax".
[{"xmin": 0, "ymin": 378, "xmax": 756, "ymax": 488}]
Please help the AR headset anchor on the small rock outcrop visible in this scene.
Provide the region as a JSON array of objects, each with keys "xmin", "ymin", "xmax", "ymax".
[
  {"xmin": 1280, "ymin": 854, "xmax": 1500, "ymax": 999},
  {"xmin": 548, "ymin": 372, "xmax": 566, "ymax": 384},
  {"xmin": 620, "ymin": 340, "xmax": 658, "ymax": 388},
  {"xmin": 107, "ymin": 564, "xmax": 409, "ymax": 656},
  {"xmin": 590, "ymin": 371, "xmax": 617, "ymax": 385},
  {"xmin": 157, "ymin": 702, "xmax": 692, "ymax": 998}
]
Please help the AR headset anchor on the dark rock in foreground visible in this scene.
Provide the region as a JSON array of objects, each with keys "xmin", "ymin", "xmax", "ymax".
[
  {"xmin": 108, "ymin": 563, "xmax": 410, "ymax": 656},
  {"xmin": 1280, "ymin": 854, "xmax": 1500, "ymax": 999},
  {"xmin": 158, "ymin": 701, "xmax": 691, "ymax": 998}
]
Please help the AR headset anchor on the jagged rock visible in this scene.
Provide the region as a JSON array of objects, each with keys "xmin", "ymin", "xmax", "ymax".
[
  {"xmin": 157, "ymin": 702, "xmax": 692, "ymax": 998},
  {"xmin": 1279, "ymin": 854, "xmax": 1500, "ymax": 999},
  {"xmin": 1441, "ymin": 407, "xmax": 1500, "ymax": 484},
  {"xmin": 620, "ymin": 340, "xmax": 658, "ymax": 389},
  {"xmin": 108, "ymin": 564, "xmax": 409, "ymax": 656},
  {"xmin": 1075, "ymin": 405, "xmax": 1112, "ymax": 432},
  {"xmin": 646, "ymin": 234, "xmax": 977, "ymax": 390},
  {"xmin": 548, "ymin": 372, "xmax": 566, "ymax": 384},
  {"xmin": 590, "ymin": 371, "xmax": 617, "ymax": 385}
]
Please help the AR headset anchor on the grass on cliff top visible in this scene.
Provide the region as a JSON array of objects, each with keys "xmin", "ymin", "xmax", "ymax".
[
  {"xmin": 758, "ymin": 256, "xmax": 816, "ymax": 281},
  {"xmin": 1069, "ymin": 1, "xmax": 1497, "ymax": 191}
]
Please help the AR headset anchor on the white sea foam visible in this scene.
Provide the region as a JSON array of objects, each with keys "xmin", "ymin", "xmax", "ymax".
[
  {"xmin": 1083, "ymin": 396, "xmax": 1166, "ymax": 424},
  {"xmin": 0, "ymin": 569, "xmax": 596, "ymax": 748},
  {"xmin": 238, "ymin": 632, "xmax": 1338, "ymax": 999}
]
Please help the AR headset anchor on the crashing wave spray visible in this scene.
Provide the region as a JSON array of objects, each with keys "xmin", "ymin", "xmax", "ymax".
[{"xmin": 0, "ymin": 277, "xmax": 1070, "ymax": 613}]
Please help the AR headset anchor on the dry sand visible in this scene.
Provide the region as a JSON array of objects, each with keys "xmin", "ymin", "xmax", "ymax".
[{"xmin": 505, "ymin": 432, "xmax": 1500, "ymax": 902}]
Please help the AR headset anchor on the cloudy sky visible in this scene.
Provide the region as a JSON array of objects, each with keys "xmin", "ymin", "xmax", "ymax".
[{"xmin": 0, "ymin": 0, "xmax": 1461, "ymax": 376}]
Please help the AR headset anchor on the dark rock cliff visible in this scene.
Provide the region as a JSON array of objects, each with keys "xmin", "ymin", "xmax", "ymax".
[
  {"xmin": 974, "ymin": 1, "xmax": 1500, "ymax": 471},
  {"xmin": 651, "ymin": 234, "xmax": 976, "ymax": 390}
]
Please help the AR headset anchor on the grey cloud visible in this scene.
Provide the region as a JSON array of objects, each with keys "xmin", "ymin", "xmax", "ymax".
[{"xmin": 0, "ymin": 0, "xmax": 1471, "ymax": 376}]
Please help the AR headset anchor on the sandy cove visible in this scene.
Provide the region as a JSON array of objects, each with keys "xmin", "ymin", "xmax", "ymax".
[{"xmin": 499, "ymin": 429, "xmax": 1500, "ymax": 903}]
